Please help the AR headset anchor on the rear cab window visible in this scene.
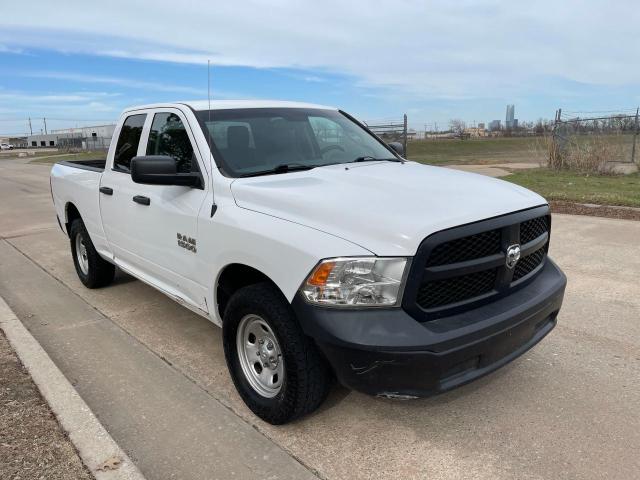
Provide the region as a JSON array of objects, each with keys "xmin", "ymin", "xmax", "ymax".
[{"xmin": 113, "ymin": 114, "xmax": 146, "ymax": 173}]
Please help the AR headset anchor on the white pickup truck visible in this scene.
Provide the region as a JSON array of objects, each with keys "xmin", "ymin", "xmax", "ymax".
[{"xmin": 50, "ymin": 100, "xmax": 566, "ymax": 424}]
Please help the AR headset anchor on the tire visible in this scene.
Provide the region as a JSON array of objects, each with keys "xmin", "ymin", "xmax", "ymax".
[
  {"xmin": 223, "ymin": 282, "xmax": 331, "ymax": 424},
  {"xmin": 69, "ymin": 218, "xmax": 115, "ymax": 288}
]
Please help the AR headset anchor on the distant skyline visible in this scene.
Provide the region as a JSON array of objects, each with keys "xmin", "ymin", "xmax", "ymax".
[{"xmin": 1, "ymin": 1, "xmax": 639, "ymax": 135}]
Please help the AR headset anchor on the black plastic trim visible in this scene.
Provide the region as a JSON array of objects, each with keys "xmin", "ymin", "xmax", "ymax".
[
  {"xmin": 291, "ymin": 259, "xmax": 566, "ymax": 397},
  {"xmin": 55, "ymin": 215, "xmax": 65, "ymax": 234},
  {"xmin": 132, "ymin": 195, "xmax": 150, "ymax": 206},
  {"xmin": 402, "ymin": 205, "xmax": 551, "ymax": 321}
]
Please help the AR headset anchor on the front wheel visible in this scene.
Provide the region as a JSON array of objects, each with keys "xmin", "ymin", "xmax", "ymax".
[
  {"xmin": 69, "ymin": 219, "xmax": 115, "ymax": 288},
  {"xmin": 222, "ymin": 283, "xmax": 331, "ymax": 424}
]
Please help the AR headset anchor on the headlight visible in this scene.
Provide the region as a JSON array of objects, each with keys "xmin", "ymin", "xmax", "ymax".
[{"xmin": 300, "ymin": 257, "xmax": 408, "ymax": 307}]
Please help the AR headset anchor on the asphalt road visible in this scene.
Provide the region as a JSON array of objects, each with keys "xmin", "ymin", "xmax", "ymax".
[{"xmin": 1, "ymin": 156, "xmax": 639, "ymax": 480}]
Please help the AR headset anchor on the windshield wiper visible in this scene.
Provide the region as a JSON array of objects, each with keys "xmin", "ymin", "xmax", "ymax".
[
  {"xmin": 352, "ymin": 156, "xmax": 404, "ymax": 163},
  {"xmin": 240, "ymin": 163, "xmax": 318, "ymax": 177}
]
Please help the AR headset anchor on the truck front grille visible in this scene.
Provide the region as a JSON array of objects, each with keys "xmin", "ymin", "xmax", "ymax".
[
  {"xmin": 520, "ymin": 216, "xmax": 548, "ymax": 245},
  {"xmin": 426, "ymin": 229, "xmax": 501, "ymax": 266},
  {"xmin": 512, "ymin": 246, "xmax": 546, "ymax": 281},
  {"xmin": 403, "ymin": 207, "xmax": 551, "ymax": 321},
  {"xmin": 417, "ymin": 268, "xmax": 498, "ymax": 309}
]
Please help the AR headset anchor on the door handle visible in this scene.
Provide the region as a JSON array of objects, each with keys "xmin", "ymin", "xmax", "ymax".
[
  {"xmin": 132, "ymin": 195, "xmax": 150, "ymax": 206},
  {"xmin": 99, "ymin": 186, "xmax": 113, "ymax": 195}
]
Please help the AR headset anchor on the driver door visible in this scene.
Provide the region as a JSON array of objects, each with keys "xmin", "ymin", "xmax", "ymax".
[{"xmin": 101, "ymin": 108, "xmax": 209, "ymax": 311}]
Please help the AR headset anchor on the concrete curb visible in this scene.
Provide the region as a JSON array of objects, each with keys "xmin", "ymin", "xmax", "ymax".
[{"xmin": 0, "ymin": 296, "xmax": 146, "ymax": 480}]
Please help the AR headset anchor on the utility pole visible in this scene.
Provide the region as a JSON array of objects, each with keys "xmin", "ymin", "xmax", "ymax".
[
  {"xmin": 402, "ymin": 114, "xmax": 408, "ymax": 157},
  {"xmin": 632, "ymin": 107, "xmax": 639, "ymax": 165},
  {"xmin": 28, "ymin": 117, "xmax": 33, "ymax": 135},
  {"xmin": 43, "ymin": 118, "xmax": 48, "ymax": 135}
]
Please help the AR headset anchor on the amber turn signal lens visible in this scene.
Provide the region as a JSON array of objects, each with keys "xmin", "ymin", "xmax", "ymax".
[{"xmin": 307, "ymin": 261, "xmax": 336, "ymax": 286}]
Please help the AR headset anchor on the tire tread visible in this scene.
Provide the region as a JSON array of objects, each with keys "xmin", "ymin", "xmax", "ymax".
[
  {"xmin": 69, "ymin": 219, "xmax": 115, "ymax": 288},
  {"xmin": 223, "ymin": 282, "xmax": 331, "ymax": 424}
]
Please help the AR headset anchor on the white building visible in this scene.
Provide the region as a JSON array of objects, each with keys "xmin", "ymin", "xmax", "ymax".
[
  {"xmin": 51, "ymin": 124, "xmax": 116, "ymax": 138},
  {"xmin": 27, "ymin": 123, "xmax": 116, "ymax": 149}
]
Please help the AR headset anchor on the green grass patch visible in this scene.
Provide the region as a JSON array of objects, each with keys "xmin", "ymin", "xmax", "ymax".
[
  {"xmin": 29, "ymin": 151, "xmax": 108, "ymax": 164},
  {"xmin": 505, "ymin": 168, "xmax": 640, "ymax": 208},
  {"xmin": 407, "ymin": 136, "xmax": 545, "ymax": 165}
]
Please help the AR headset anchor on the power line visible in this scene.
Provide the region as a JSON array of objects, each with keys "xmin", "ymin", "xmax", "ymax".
[
  {"xmin": 563, "ymin": 108, "xmax": 638, "ymax": 115},
  {"xmin": 0, "ymin": 117, "xmax": 116, "ymax": 122}
]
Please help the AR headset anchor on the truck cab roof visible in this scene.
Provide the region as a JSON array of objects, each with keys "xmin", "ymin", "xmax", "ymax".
[{"xmin": 124, "ymin": 99, "xmax": 337, "ymax": 113}]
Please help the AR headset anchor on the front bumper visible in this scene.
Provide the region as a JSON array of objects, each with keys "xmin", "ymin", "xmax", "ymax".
[{"xmin": 292, "ymin": 259, "xmax": 566, "ymax": 397}]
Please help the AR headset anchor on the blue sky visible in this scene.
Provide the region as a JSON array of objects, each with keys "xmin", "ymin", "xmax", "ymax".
[{"xmin": 1, "ymin": 0, "xmax": 639, "ymax": 135}]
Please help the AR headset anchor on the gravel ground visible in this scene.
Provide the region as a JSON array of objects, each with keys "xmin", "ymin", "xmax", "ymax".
[
  {"xmin": 0, "ymin": 329, "xmax": 92, "ymax": 480},
  {"xmin": 550, "ymin": 200, "xmax": 640, "ymax": 221}
]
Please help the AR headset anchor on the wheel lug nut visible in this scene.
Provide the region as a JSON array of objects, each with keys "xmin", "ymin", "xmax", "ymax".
[
  {"xmin": 267, "ymin": 342, "xmax": 273, "ymax": 350},
  {"xmin": 258, "ymin": 338, "xmax": 264, "ymax": 345}
]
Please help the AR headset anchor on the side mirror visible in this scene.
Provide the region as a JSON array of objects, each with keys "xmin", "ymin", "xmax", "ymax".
[
  {"xmin": 130, "ymin": 156, "xmax": 202, "ymax": 188},
  {"xmin": 387, "ymin": 142, "xmax": 404, "ymax": 157}
]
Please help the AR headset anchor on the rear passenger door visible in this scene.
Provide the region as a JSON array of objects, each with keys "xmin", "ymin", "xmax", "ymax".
[
  {"xmin": 100, "ymin": 112, "xmax": 148, "ymax": 266},
  {"xmin": 100, "ymin": 109, "xmax": 209, "ymax": 311}
]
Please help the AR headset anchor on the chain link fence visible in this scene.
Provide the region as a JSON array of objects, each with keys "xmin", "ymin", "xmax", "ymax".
[
  {"xmin": 364, "ymin": 114, "xmax": 408, "ymax": 156},
  {"xmin": 550, "ymin": 108, "xmax": 639, "ymax": 172},
  {"xmin": 56, "ymin": 135, "xmax": 111, "ymax": 151}
]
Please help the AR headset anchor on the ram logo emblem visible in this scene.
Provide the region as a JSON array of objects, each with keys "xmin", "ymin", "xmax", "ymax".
[
  {"xmin": 177, "ymin": 233, "xmax": 197, "ymax": 253},
  {"xmin": 506, "ymin": 244, "xmax": 521, "ymax": 269}
]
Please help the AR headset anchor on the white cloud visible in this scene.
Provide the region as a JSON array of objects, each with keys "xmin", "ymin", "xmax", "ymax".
[
  {"xmin": 0, "ymin": 44, "xmax": 24, "ymax": 54},
  {"xmin": 1, "ymin": 0, "xmax": 639, "ymax": 101},
  {"xmin": 0, "ymin": 92, "xmax": 100, "ymax": 103},
  {"xmin": 0, "ymin": 90, "xmax": 121, "ymax": 134},
  {"xmin": 24, "ymin": 72, "xmax": 206, "ymax": 96}
]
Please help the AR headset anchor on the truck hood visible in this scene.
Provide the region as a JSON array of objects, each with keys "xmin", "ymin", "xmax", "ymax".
[{"xmin": 230, "ymin": 161, "xmax": 546, "ymax": 256}]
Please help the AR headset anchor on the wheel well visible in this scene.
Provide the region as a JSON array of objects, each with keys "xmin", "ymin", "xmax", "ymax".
[
  {"xmin": 216, "ymin": 264, "xmax": 277, "ymax": 319},
  {"xmin": 65, "ymin": 203, "xmax": 81, "ymax": 235}
]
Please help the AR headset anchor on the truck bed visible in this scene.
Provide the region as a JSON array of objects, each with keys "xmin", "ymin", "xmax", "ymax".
[
  {"xmin": 50, "ymin": 159, "xmax": 105, "ymax": 244},
  {"xmin": 58, "ymin": 159, "xmax": 106, "ymax": 172}
]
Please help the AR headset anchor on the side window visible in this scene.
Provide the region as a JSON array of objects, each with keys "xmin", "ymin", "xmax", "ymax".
[
  {"xmin": 113, "ymin": 114, "xmax": 146, "ymax": 173},
  {"xmin": 146, "ymin": 113, "xmax": 197, "ymax": 173}
]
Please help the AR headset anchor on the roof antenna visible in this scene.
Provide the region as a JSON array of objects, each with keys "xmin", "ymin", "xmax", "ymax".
[
  {"xmin": 207, "ymin": 59, "xmax": 212, "ymax": 119},
  {"xmin": 207, "ymin": 59, "xmax": 218, "ymax": 217}
]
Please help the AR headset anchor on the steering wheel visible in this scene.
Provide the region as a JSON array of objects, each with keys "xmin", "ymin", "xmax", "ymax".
[{"xmin": 319, "ymin": 144, "xmax": 345, "ymax": 155}]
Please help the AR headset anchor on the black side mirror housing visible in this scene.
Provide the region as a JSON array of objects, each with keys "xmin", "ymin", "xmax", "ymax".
[
  {"xmin": 387, "ymin": 142, "xmax": 404, "ymax": 157},
  {"xmin": 131, "ymin": 156, "xmax": 202, "ymax": 188}
]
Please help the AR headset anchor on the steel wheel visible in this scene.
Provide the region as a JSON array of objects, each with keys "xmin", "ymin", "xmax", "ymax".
[
  {"xmin": 236, "ymin": 314, "xmax": 284, "ymax": 398},
  {"xmin": 75, "ymin": 233, "xmax": 89, "ymax": 275}
]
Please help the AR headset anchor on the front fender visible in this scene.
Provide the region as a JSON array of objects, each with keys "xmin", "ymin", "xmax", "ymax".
[{"xmin": 198, "ymin": 205, "xmax": 373, "ymax": 325}]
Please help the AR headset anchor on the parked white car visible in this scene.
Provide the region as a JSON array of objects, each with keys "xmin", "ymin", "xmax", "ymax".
[
  {"xmin": 0, "ymin": 143, "xmax": 14, "ymax": 150},
  {"xmin": 50, "ymin": 100, "xmax": 566, "ymax": 424}
]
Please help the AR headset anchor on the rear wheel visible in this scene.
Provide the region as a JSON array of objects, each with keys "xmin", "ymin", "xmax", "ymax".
[
  {"xmin": 223, "ymin": 282, "xmax": 331, "ymax": 424},
  {"xmin": 69, "ymin": 219, "xmax": 115, "ymax": 288}
]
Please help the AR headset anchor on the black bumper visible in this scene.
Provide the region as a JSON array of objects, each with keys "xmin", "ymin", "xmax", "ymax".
[{"xmin": 292, "ymin": 259, "xmax": 566, "ymax": 397}]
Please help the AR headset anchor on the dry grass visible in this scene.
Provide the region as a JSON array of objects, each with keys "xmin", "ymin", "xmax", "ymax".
[
  {"xmin": 546, "ymin": 134, "xmax": 631, "ymax": 174},
  {"xmin": 0, "ymin": 330, "xmax": 92, "ymax": 480}
]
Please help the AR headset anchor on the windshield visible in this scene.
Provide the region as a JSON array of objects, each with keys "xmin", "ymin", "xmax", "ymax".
[{"xmin": 196, "ymin": 108, "xmax": 398, "ymax": 177}]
